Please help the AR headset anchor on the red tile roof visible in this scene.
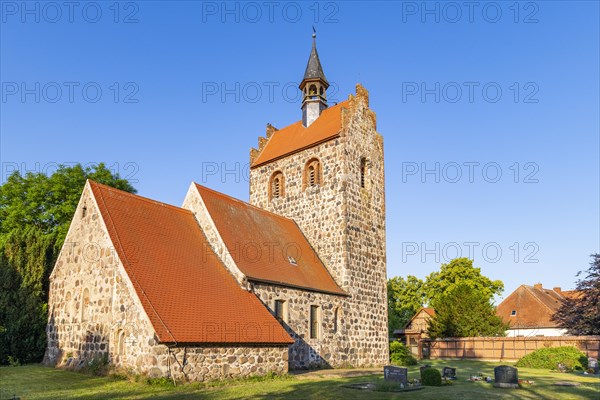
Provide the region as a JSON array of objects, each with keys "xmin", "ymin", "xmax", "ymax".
[
  {"xmin": 496, "ymin": 284, "xmax": 573, "ymax": 329},
  {"xmin": 251, "ymin": 101, "xmax": 348, "ymax": 167},
  {"xmin": 89, "ymin": 181, "xmax": 293, "ymax": 345},
  {"xmin": 194, "ymin": 184, "xmax": 346, "ymax": 296}
]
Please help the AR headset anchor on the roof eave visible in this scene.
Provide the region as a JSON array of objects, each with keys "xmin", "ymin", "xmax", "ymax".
[{"xmin": 249, "ymin": 277, "xmax": 349, "ymax": 297}]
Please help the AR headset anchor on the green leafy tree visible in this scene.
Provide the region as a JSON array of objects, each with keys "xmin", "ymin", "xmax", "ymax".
[
  {"xmin": 427, "ymin": 283, "xmax": 508, "ymax": 339},
  {"xmin": 0, "ymin": 164, "xmax": 135, "ymax": 364},
  {"xmin": 552, "ymin": 254, "xmax": 600, "ymax": 335},
  {"xmin": 424, "ymin": 257, "xmax": 504, "ymax": 306},
  {"xmin": 387, "ymin": 275, "xmax": 426, "ymax": 334}
]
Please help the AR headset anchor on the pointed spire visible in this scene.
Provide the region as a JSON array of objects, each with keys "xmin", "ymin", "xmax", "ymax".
[
  {"xmin": 299, "ymin": 29, "xmax": 329, "ymax": 127},
  {"xmin": 302, "ymin": 28, "xmax": 329, "ymax": 86}
]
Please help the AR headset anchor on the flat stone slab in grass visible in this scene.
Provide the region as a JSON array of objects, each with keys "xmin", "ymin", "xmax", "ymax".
[
  {"xmin": 553, "ymin": 381, "xmax": 582, "ymax": 387},
  {"xmin": 342, "ymin": 382, "xmax": 424, "ymax": 392}
]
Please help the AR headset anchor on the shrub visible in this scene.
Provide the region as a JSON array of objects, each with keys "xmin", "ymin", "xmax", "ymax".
[
  {"xmin": 421, "ymin": 368, "xmax": 442, "ymax": 386},
  {"xmin": 82, "ymin": 353, "xmax": 109, "ymax": 376},
  {"xmin": 515, "ymin": 346, "xmax": 588, "ymax": 371},
  {"xmin": 389, "ymin": 341, "xmax": 418, "ymax": 366}
]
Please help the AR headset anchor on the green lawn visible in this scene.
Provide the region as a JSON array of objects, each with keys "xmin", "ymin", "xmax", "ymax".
[{"xmin": 1, "ymin": 360, "xmax": 598, "ymax": 399}]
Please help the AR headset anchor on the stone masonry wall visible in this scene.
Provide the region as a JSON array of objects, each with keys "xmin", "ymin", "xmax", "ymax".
[
  {"xmin": 45, "ymin": 182, "xmax": 288, "ymax": 382},
  {"xmin": 249, "ymin": 84, "xmax": 389, "ymax": 367},
  {"xmin": 251, "ymin": 282, "xmax": 348, "ymax": 369}
]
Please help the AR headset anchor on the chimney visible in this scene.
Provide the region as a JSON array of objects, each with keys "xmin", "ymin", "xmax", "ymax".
[
  {"xmin": 553, "ymin": 287, "xmax": 562, "ymax": 295},
  {"xmin": 533, "ymin": 283, "xmax": 543, "ymax": 290}
]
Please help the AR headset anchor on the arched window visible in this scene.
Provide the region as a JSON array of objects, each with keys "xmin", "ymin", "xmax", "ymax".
[
  {"xmin": 360, "ymin": 157, "xmax": 370, "ymax": 189},
  {"xmin": 117, "ymin": 330, "xmax": 126, "ymax": 361},
  {"xmin": 309, "ymin": 84, "xmax": 317, "ymax": 95},
  {"xmin": 269, "ymin": 171, "xmax": 285, "ymax": 200},
  {"xmin": 303, "ymin": 158, "xmax": 322, "ymax": 190},
  {"xmin": 81, "ymin": 288, "xmax": 90, "ymax": 322}
]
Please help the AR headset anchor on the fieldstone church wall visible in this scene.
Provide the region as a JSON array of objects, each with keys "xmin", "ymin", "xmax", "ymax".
[{"xmin": 44, "ymin": 184, "xmax": 287, "ymax": 382}]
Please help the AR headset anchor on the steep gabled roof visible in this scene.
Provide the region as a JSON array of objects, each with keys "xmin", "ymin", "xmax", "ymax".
[
  {"xmin": 251, "ymin": 101, "xmax": 347, "ymax": 167},
  {"xmin": 89, "ymin": 181, "xmax": 292, "ymax": 345},
  {"xmin": 194, "ymin": 184, "xmax": 346, "ymax": 296},
  {"xmin": 496, "ymin": 284, "xmax": 572, "ymax": 329}
]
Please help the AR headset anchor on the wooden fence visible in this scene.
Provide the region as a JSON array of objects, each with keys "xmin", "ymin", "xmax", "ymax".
[{"xmin": 420, "ymin": 336, "xmax": 600, "ymax": 361}]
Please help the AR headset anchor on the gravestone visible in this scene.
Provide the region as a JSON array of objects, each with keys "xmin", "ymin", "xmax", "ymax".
[
  {"xmin": 557, "ymin": 363, "xmax": 567, "ymax": 373},
  {"xmin": 493, "ymin": 365, "xmax": 519, "ymax": 389},
  {"xmin": 442, "ymin": 367, "xmax": 456, "ymax": 379},
  {"xmin": 589, "ymin": 358, "xmax": 599, "ymax": 374},
  {"xmin": 384, "ymin": 366, "xmax": 408, "ymax": 385},
  {"xmin": 419, "ymin": 364, "xmax": 431, "ymax": 379}
]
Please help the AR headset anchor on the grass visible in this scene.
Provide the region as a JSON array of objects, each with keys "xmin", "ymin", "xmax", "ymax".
[{"xmin": 0, "ymin": 360, "xmax": 598, "ymax": 399}]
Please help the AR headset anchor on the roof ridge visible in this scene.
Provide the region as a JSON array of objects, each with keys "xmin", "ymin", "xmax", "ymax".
[
  {"xmin": 89, "ymin": 180, "xmax": 193, "ymax": 216},
  {"xmin": 193, "ymin": 183, "xmax": 297, "ymax": 224},
  {"xmin": 523, "ymin": 285, "xmax": 556, "ymax": 313}
]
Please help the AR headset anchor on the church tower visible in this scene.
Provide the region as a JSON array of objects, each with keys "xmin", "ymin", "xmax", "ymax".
[{"xmin": 249, "ymin": 33, "xmax": 388, "ymax": 367}]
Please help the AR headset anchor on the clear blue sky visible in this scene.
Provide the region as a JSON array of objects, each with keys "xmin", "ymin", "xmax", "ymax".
[{"xmin": 1, "ymin": 1, "xmax": 598, "ymax": 301}]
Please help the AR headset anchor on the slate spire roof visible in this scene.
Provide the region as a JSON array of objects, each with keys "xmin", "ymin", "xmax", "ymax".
[{"xmin": 302, "ymin": 31, "xmax": 328, "ymax": 86}]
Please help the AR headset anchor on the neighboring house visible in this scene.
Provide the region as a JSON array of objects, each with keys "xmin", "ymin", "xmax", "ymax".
[
  {"xmin": 44, "ymin": 35, "xmax": 389, "ymax": 382},
  {"xmin": 496, "ymin": 283, "xmax": 580, "ymax": 337},
  {"xmin": 393, "ymin": 308, "xmax": 435, "ymax": 357}
]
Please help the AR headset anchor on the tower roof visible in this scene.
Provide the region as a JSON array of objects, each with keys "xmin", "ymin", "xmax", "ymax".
[{"xmin": 301, "ymin": 32, "xmax": 328, "ymax": 86}]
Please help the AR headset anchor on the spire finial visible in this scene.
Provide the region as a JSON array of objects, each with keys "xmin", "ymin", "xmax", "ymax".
[{"xmin": 312, "ymin": 26, "xmax": 316, "ymax": 39}]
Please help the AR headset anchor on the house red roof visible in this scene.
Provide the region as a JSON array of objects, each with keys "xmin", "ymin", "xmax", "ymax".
[
  {"xmin": 496, "ymin": 284, "xmax": 574, "ymax": 329},
  {"xmin": 251, "ymin": 101, "xmax": 347, "ymax": 167},
  {"xmin": 194, "ymin": 184, "xmax": 346, "ymax": 296},
  {"xmin": 89, "ymin": 181, "xmax": 293, "ymax": 345}
]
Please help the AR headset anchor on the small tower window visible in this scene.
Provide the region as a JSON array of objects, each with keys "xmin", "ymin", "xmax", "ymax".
[
  {"xmin": 309, "ymin": 84, "xmax": 317, "ymax": 96},
  {"xmin": 269, "ymin": 171, "xmax": 285, "ymax": 200},
  {"xmin": 82, "ymin": 205, "xmax": 87, "ymax": 218},
  {"xmin": 360, "ymin": 157, "xmax": 370, "ymax": 189},
  {"xmin": 333, "ymin": 307, "xmax": 339, "ymax": 333},
  {"xmin": 303, "ymin": 158, "xmax": 322, "ymax": 190},
  {"xmin": 511, "ymin": 310, "xmax": 517, "ymax": 316}
]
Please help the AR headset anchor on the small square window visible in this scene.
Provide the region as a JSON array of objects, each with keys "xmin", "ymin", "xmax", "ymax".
[
  {"xmin": 274, "ymin": 300, "xmax": 288, "ymax": 323},
  {"xmin": 510, "ymin": 310, "xmax": 517, "ymax": 316}
]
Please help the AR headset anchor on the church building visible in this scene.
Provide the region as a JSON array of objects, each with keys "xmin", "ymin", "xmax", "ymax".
[{"xmin": 44, "ymin": 34, "xmax": 388, "ymax": 381}]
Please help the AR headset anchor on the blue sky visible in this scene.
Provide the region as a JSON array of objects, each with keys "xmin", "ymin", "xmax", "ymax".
[{"xmin": 1, "ymin": 1, "xmax": 598, "ymax": 301}]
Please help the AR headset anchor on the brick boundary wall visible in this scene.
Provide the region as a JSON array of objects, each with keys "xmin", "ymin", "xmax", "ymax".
[{"xmin": 421, "ymin": 336, "xmax": 600, "ymax": 361}]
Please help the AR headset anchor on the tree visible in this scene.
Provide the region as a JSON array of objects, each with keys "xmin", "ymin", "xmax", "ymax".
[
  {"xmin": 387, "ymin": 276, "xmax": 426, "ymax": 334},
  {"xmin": 0, "ymin": 163, "xmax": 135, "ymax": 242},
  {"xmin": 552, "ymin": 254, "xmax": 600, "ymax": 335},
  {"xmin": 424, "ymin": 257, "xmax": 504, "ymax": 306},
  {"xmin": 0, "ymin": 164, "xmax": 136, "ymax": 364},
  {"xmin": 427, "ymin": 283, "xmax": 508, "ymax": 339}
]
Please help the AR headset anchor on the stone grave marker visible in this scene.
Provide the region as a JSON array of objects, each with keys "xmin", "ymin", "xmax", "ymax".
[
  {"xmin": 384, "ymin": 365, "xmax": 408, "ymax": 385},
  {"xmin": 442, "ymin": 366, "xmax": 456, "ymax": 379},
  {"xmin": 419, "ymin": 364, "xmax": 431, "ymax": 379},
  {"xmin": 493, "ymin": 365, "xmax": 519, "ymax": 389},
  {"xmin": 589, "ymin": 357, "xmax": 599, "ymax": 374}
]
